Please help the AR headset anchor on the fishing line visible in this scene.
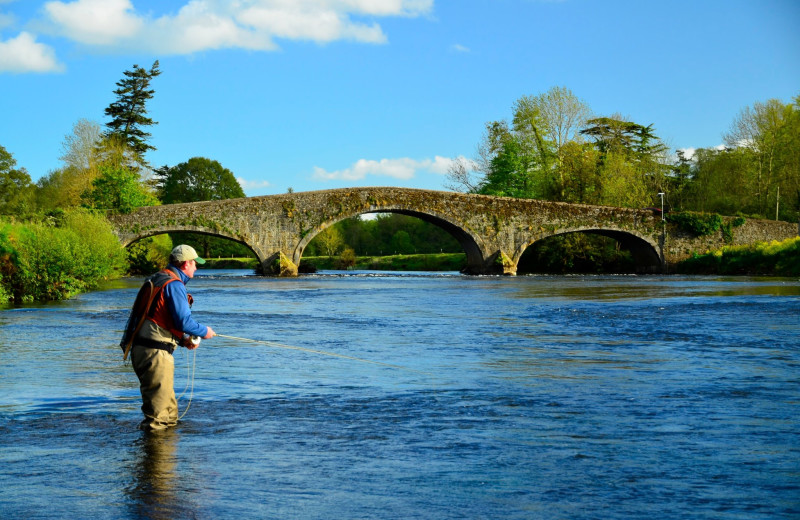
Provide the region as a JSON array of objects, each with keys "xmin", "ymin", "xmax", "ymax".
[
  {"xmin": 216, "ymin": 334, "xmax": 432, "ymax": 376},
  {"xmin": 178, "ymin": 347, "xmax": 197, "ymax": 420},
  {"xmin": 176, "ymin": 333, "xmax": 430, "ymax": 420},
  {"xmin": 177, "ymin": 347, "xmax": 192, "ymax": 399}
]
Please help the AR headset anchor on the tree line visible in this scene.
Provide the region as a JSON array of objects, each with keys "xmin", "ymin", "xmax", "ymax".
[{"xmin": 446, "ymin": 87, "xmax": 800, "ymax": 222}]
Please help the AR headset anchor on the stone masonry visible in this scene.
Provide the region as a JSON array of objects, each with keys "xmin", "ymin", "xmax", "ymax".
[{"xmin": 107, "ymin": 187, "xmax": 798, "ymax": 275}]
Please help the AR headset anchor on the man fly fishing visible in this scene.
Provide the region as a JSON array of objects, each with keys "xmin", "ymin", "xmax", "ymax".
[{"xmin": 121, "ymin": 244, "xmax": 216, "ymax": 432}]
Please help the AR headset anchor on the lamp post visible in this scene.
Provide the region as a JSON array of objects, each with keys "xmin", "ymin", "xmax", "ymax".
[{"xmin": 657, "ymin": 192, "xmax": 666, "ymax": 273}]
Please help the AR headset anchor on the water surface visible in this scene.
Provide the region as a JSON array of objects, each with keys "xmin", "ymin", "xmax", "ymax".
[{"xmin": 1, "ymin": 272, "xmax": 798, "ymax": 519}]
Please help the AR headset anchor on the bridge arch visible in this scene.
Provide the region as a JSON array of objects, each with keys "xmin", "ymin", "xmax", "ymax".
[
  {"xmin": 293, "ymin": 205, "xmax": 489, "ymax": 272},
  {"xmin": 514, "ymin": 227, "xmax": 663, "ymax": 274},
  {"xmin": 119, "ymin": 225, "xmax": 268, "ymax": 266}
]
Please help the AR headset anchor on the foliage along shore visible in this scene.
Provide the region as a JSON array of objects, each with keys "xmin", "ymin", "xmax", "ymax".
[
  {"xmin": 0, "ymin": 210, "xmax": 129, "ymax": 304},
  {"xmin": 674, "ymin": 237, "xmax": 800, "ymax": 277},
  {"xmin": 203, "ymin": 253, "xmax": 468, "ymax": 272},
  {"xmin": 2, "ymin": 228, "xmax": 797, "ymax": 306},
  {"xmin": 204, "ymin": 240, "xmax": 800, "ymax": 277}
]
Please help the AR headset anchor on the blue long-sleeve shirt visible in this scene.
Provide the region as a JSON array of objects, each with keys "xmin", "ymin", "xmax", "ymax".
[{"xmin": 162, "ymin": 265, "xmax": 208, "ymax": 338}]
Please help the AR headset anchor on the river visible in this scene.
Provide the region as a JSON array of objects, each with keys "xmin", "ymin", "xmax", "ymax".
[{"xmin": 1, "ymin": 271, "xmax": 798, "ymax": 519}]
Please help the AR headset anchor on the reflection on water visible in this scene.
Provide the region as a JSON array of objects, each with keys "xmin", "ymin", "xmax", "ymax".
[
  {"xmin": 1, "ymin": 273, "xmax": 799, "ymax": 519},
  {"xmin": 127, "ymin": 431, "xmax": 190, "ymax": 520}
]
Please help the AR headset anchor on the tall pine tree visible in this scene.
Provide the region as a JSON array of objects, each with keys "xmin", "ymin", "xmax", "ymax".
[{"xmin": 103, "ymin": 61, "xmax": 161, "ymax": 164}]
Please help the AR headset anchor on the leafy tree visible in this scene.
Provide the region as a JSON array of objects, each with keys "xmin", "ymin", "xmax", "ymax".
[
  {"xmin": 448, "ymin": 87, "xmax": 589, "ymax": 200},
  {"xmin": 479, "ymin": 125, "xmax": 531, "ymax": 197},
  {"xmin": 517, "ymin": 86, "xmax": 592, "ymax": 198},
  {"xmin": 776, "ymin": 95, "xmax": 800, "ymax": 220},
  {"xmin": 559, "ymin": 141, "xmax": 602, "ymax": 204},
  {"xmin": 581, "ymin": 117, "xmax": 644, "ymax": 155},
  {"xmin": 316, "ymin": 226, "xmax": 344, "ymax": 257},
  {"xmin": 598, "ymin": 151, "xmax": 648, "ymax": 208},
  {"xmin": 35, "ymin": 167, "xmax": 83, "ymax": 211},
  {"xmin": 60, "ymin": 118, "xmax": 102, "ymax": 171},
  {"xmin": 390, "ymin": 230, "xmax": 414, "ymax": 254},
  {"xmin": 103, "ymin": 61, "xmax": 161, "ymax": 164},
  {"xmin": 81, "ymin": 165, "xmax": 159, "ymax": 213},
  {"xmin": 581, "ymin": 116, "xmax": 669, "ymax": 208},
  {"xmin": 38, "ymin": 120, "xmax": 141, "ymax": 211},
  {"xmin": 154, "ymin": 157, "xmax": 247, "ymax": 257},
  {"xmin": 724, "ymin": 96, "xmax": 799, "ymax": 219},
  {"xmin": 687, "ymin": 147, "xmax": 766, "ymax": 216},
  {"xmin": 667, "ymin": 149, "xmax": 694, "ymax": 211},
  {"xmin": 156, "ymin": 157, "xmax": 245, "ymax": 203},
  {"xmin": 474, "ymin": 117, "xmax": 554, "ymax": 199},
  {"xmin": 0, "ymin": 145, "xmax": 34, "ymax": 216}
]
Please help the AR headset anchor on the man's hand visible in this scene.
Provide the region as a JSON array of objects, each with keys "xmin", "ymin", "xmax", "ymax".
[{"xmin": 204, "ymin": 327, "xmax": 216, "ymax": 339}]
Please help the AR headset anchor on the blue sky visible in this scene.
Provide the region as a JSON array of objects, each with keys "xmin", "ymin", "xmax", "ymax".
[{"xmin": 1, "ymin": 0, "xmax": 798, "ymax": 196}]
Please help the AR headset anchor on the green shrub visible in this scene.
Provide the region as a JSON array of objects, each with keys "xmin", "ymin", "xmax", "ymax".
[
  {"xmin": 667, "ymin": 212, "xmax": 724, "ymax": 236},
  {"xmin": 676, "ymin": 237, "xmax": 800, "ymax": 276},
  {"xmin": 0, "ymin": 210, "xmax": 126, "ymax": 303},
  {"xmin": 334, "ymin": 248, "xmax": 357, "ymax": 269},
  {"xmin": 0, "ymin": 274, "xmax": 9, "ymax": 304},
  {"xmin": 127, "ymin": 234, "xmax": 173, "ymax": 274}
]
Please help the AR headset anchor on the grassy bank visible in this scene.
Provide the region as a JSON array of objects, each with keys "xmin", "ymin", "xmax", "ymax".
[
  {"xmin": 188, "ymin": 239, "xmax": 800, "ymax": 277},
  {"xmin": 675, "ymin": 237, "xmax": 800, "ymax": 276},
  {"xmin": 303, "ymin": 253, "xmax": 466, "ymax": 272},
  {"xmin": 203, "ymin": 257, "xmax": 260, "ymax": 269},
  {"xmin": 203, "ymin": 253, "xmax": 466, "ymax": 272}
]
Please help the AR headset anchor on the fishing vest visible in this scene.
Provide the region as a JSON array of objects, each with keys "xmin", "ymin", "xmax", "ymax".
[
  {"xmin": 144, "ymin": 269, "xmax": 188, "ymax": 340},
  {"xmin": 120, "ymin": 268, "xmax": 193, "ymax": 359}
]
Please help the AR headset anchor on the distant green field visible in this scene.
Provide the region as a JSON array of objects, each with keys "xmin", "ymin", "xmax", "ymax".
[{"xmin": 203, "ymin": 253, "xmax": 466, "ymax": 272}]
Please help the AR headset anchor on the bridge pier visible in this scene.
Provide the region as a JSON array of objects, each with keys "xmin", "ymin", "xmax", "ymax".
[
  {"xmin": 263, "ymin": 252, "xmax": 298, "ymax": 277},
  {"xmin": 460, "ymin": 250, "xmax": 517, "ymax": 276}
]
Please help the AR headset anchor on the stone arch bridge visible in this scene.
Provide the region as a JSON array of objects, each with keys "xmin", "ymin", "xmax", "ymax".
[{"xmin": 107, "ymin": 187, "xmax": 798, "ymax": 276}]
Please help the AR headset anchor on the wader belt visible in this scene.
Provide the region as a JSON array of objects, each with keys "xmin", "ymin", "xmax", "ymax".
[{"xmin": 134, "ymin": 338, "xmax": 176, "ymax": 355}]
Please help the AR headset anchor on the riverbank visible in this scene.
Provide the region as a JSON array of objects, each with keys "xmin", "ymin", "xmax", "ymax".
[
  {"xmin": 674, "ymin": 237, "xmax": 799, "ymax": 276},
  {"xmin": 203, "ymin": 253, "xmax": 467, "ymax": 272},
  {"xmin": 202, "ymin": 240, "xmax": 800, "ymax": 276}
]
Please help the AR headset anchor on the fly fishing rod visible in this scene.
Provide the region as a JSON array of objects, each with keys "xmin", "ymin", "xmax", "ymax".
[
  {"xmin": 215, "ymin": 334, "xmax": 432, "ymax": 376},
  {"xmin": 175, "ymin": 334, "xmax": 430, "ymax": 420}
]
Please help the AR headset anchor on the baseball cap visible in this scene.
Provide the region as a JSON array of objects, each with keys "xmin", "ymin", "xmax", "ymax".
[{"xmin": 171, "ymin": 244, "xmax": 206, "ymax": 264}]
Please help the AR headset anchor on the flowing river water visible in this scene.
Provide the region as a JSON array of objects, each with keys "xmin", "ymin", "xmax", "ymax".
[{"xmin": 1, "ymin": 271, "xmax": 798, "ymax": 519}]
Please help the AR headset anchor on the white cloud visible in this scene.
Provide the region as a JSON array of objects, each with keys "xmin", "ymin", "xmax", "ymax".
[
  {"xmin": 38, "ymin": 0, "xmax": 432, "ymax": 54},
  {"xmin": 450, "ymin": 43, "xmax": 469, "ymax": 53},
  {"xmin": 147, "ymin": 3, "xmax": 274, "ymax": 54},
  {"xmin": 313, "ymin": 156, "xmax": 455, "ymax": 182},
  {"xmin": 427, "ymin": 155, "xmax": 456, "ymax": 174},
  {"xmin": 237, "ymin": 4, "xmax": 386, "ymax": 44},
  {"xmin": 0, "ymin": 31, "xmax": 63, "ymax": 73},
  {"xmin": 678, "ymin": 145, "xmax": 726, "ymax": 161},
  {"xmin": 237, "ymin": 177, "xmax": 271, "ymax": 195},
  {"xmin": 44, "ymin": 0, "xmax": 142, "ymax": 45}
]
